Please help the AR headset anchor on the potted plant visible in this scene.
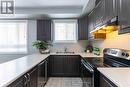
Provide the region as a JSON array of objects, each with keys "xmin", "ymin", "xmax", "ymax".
[{"xmin": 33, "ymin": 40, "xmax": 51, "ymax": 54}]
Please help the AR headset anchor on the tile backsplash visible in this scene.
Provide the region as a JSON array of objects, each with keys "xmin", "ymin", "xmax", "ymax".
[{"xmin": 49, "ymin": 40, "xmax": 87, "ymax": 53}]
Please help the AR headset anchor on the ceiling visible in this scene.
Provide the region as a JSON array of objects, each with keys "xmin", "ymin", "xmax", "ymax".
[
  {"xmin": 0, "ymin": 0, "xmax": 96, "ymax": 19},
  {"xmin": 15, "ymin": 0, "xmax": 87, "ymax": 8}
]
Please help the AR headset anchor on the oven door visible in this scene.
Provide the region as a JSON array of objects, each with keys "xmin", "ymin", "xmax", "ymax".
[{"xmin": 81, "ymin": 59, "xmax": 94, "ymax": 87}]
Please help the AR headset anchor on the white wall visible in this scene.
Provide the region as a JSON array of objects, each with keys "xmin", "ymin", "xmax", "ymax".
[
  {"xmin": 0, "ymin": 19, "xmax": 87, "ymax": 63},
  {"xmin": 0, "ymin": 20, "xmax": 37, "ymax": 63},
  {"xmin": 92, "ymin": 31, "xmax": 130, "ymax": 52}
]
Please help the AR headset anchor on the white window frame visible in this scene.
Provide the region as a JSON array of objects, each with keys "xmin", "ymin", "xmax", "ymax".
[
  {"xmin": 52, "ymin": 19, "xmax": 78, "ymax": 43},
  {"xmin": 0, "ymin": 20, "xmax": 28, "ymax": 54}
]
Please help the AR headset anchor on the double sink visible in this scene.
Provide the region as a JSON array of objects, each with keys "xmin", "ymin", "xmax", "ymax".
[{"xmin": 56, "ymin": 51, "xmax": 75, "ymax": 54}]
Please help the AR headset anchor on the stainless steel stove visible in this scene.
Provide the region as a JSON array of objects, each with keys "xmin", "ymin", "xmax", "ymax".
[{"xmin": 81, "ymin": 48, "xmax": 130, "ymax": 87}]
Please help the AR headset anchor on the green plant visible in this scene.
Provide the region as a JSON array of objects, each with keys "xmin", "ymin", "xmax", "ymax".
[{"xmin": 33, "ymin": 40, "xmax": 51, "ymax": 50}]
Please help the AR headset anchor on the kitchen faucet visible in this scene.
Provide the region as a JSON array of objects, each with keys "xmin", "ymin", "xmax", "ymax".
[
  {"xmin": 64, "ymin": 47, "xmax": 67, "ymax": 53},
  {"xmin": 56, "ymin": 47, "xmax": 74, "ymax": 54}
]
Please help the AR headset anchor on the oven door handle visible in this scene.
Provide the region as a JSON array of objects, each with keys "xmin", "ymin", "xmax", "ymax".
[{"xmin": 81, "ymin": 60, "xmax": 94, "ymax": 73}]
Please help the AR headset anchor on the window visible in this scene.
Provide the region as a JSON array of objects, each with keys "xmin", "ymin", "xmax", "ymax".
[
  {"xmin": 53, "ymin": 20, "xmax": 77, "ymax": 43},
  {"xmin": 0, "ymin": 20, "xmax": 27, "ymax": 54}
]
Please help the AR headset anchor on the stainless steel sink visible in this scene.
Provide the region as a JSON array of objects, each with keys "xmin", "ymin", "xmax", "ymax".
[{"xmin": 56, "ymin": 52, "xmax": 75, "ymax": 54}]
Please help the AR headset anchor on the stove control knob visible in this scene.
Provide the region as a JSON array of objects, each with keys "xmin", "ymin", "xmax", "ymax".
[
  {"xmin": 122, "ymin": 52, "xmax": 125, "ymax": 56},
  {"xmin": 126, "ymin": 53, "xmax": 129, "ymax": 57}
]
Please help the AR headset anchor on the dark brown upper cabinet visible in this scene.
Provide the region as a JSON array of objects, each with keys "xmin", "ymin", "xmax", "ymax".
[
  {"xmin": 37, "ymin": 20, "xmax": 51, "ymax": 41},
  {"xmin": 94, "ymin": 0, "xmax": 105, "ymax": 28},
  {"xmin": 118, "ymin": 0, "xmax": 130, "ymax": 34},
  {"xmin": 88, "ymin": 10, "xmax": 95, "ymax": 39},
  {"xmin": 95, "ymin": 0, "xmax": 101, "ymax": 6},
  {"xmin": 103, "ymin": 0, "xmax": 117, "ymax": 24},
  {"xmin": 78, "ymin": 16, "xmax": 88, "ymax": 40},
  {"xmin": 88, "ymin": 0, "xmax": 118, "ymax": 38}
]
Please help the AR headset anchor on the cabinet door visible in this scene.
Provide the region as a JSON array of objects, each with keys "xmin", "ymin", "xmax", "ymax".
[
  {"xmin": 8, "ymin": 76, "xmax": 25, "ymax": 87},
  {"xmin": 38, "ymin": 60, "xmax": 47, "ymax": 87},
  {"xmin": 118, "ymin": 0, "xmax": 130, "ymax": 34},
  {"xmin": 28, "ymin": 67, "xmax": 38, "ymax": 87},
  {"xmin": 104, "ymin": 0, "xmax": 117, "ymax": 24},
  {"xmin": 37, "ymin": 20, "xmax": 51, "ymax": 41},
  {"xmin": 48, "ymin": 55, "xmax": 64, "ymax": 76},
  {"xmin": 88, "ymin": 11, "xmax": 95, "ymax": 38},
  {"xmin": 48, "ymin": 55, "xmax": 81, "ymax": 77},
  {"xmin": 95, "ymin": 0, "xmax": 105, "ymax": 28},
  {"xmin": 78, "ymin": 16, "xmax": 88, "ymax": 40},
  {"xmin": 95, "ymin": 0, "xmax": 101, "ymax": 6},
  {"xmin": 63, "ymin": 55, "xmax": 81, "ymax": 76}
]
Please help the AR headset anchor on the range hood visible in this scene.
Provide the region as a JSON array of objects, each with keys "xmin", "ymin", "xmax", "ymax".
[
  {"xmin": 90, "ymin": 17, "xmax": 118, "ymax": 39},
  {"xmin": 106, "ymin": 16, "xmax": 118, "ymax": 26}
]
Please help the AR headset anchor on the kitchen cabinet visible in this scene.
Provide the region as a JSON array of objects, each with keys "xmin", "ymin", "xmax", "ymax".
[
  {"xmin": 8, "ymin": 66, "xmax": 38, "ymax": 87},
  {"xmin": 48, "ymin": 55, "xmax": 64, "ymax": 76},
  {"xmin": 95, "ymin": 0, "xmax": 101, "ymax": 6},
  {"xmin": 37, "ymin": 20, "xmax": 51, "ymax": 41},
  {"xmin": 88, "ymin": 0, "xmax": 118, "ymax": 38},
  {"xmin": 7, "ymin": 76, "xmax": 25, "ymax": 87},
  {"xmin": 104, "ymin": 0, "xmax": 117, "ymax": 24},
  {"xmin": 38, "ymin": 59, "xmax": 48, "ymax": 87},
  {"xmin": 78, "ymin": 16, "xmax": 88, "ymax": 40},
  {"xmin": 118, "ymin": 0, "xmax": 130, "ymax": 34},
  {"xmin": 63, "ymin": 55, "xmax": 81, "ymax": 76},
  {"xmin": 88, "ymin": 10, "xmax": 95, "ymax": 39},
  {"xmin": 48, "ymin": 55, "xmax": 81, "ymax": 77},
  {"xmin": 94, "ymin": 0, "xmax": 105, "ymax": 28},
  {"xmin": 27, "ymin": 67, "xmax": 38, "ymax": 87},
  {"xmin": 100, "ymin": 74, "xmax": 117, "ymax": 87}
]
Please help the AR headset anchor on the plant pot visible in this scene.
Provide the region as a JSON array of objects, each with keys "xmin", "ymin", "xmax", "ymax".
[
  {"xmin": 39, "ymin": 49, "xmax": 46, "ymax": 54},
  {"xmin": 39, "ymin": 49, "xmax": 50, "ymax": 54}
]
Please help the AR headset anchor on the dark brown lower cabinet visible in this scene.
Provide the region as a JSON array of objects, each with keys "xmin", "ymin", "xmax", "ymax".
[
  {"xmin": 63, "ymin": 55, "xmax": 81, "ymax": 76},
  {"xmin": 7, "ymin": 55, "xmax": 81, "ymax": 87},
  {"xmin": 8, "ymin": 66, "xmax": 38, "ymax": 87},
  {"xmin": 48, "ymin": 55, "xmax": 81, "ymax": 77},
  {"xmin": 7, "ymin": 76, "xmax": 25, "ymax": 87},
  {"xmin": 48, "ymin": 55, "xmax": 64, "ymax": 76},
  {"xmin": 27, "ymin": 67, "xmax": 38, "ymax": 87},
  {"xmin": 100, "ymin": 74, "xmax": 117, "ymax": 87}
]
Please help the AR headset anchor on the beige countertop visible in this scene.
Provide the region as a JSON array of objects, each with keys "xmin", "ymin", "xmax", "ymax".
[
  {"xmin": 0, "ymin": 54, "xmax": 50, "ymax": 87},
  {"xmin": 50, "ymin": 52, "xmax": 103, "ymax": 58},
  {"xmin": 98, "ymin": 68, "xmax": 130, "ymax": 87},
  {"xmin": 0, "ymin": 53, "xmax": 103, "ymax": 87}
]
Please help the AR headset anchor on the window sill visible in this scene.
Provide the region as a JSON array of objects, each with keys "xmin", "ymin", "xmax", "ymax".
[
  {"xmin": 0, "ymin": 52, "xmax": 28, "ymax": 55},
  {"xmin": 53, "ymin": 40, "xmax": 77, "ymax": 43}
]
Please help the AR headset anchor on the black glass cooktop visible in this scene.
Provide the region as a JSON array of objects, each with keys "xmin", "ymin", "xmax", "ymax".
[{"xmin": 83, "ymin": 57, "xmax": 108, "ymax": 68}]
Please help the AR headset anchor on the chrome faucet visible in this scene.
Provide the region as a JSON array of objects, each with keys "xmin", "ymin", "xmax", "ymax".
[{"xmin": 64, "ymin": 47, "xmax": 67, "ymax": 53}]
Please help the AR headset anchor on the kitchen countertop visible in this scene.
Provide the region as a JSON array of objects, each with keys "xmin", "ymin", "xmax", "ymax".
[
  {"xmin": 0, "ymin": 54, "xmax": 50, "ymax": 87},
  {"xmin": 98, "ymin": 68, "xmax": 130, "ymax": 87},
  {"xmin": 0, "ymin": 53, "xmax": 102, "ymax": 87},
  {"xmin": 50, "ymin": 52, "xmax": 103, "ymax": 57}
]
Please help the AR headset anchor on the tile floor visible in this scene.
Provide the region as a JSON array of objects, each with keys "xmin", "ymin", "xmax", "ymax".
[{"xmin": 44, "ymin": 77, "xmax": 84, "ymax": 87}]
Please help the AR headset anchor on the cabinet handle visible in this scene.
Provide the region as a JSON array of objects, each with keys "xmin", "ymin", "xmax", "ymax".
[
  {"xmin": 27, "ymin": 73, "xmax": 31, "ymax": 82},
  {"xmin": 24, "ymin": 75, "xmax": 28, "ymax": 86}
]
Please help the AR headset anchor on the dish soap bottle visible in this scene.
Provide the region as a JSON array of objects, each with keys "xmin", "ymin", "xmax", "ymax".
[{"xmin": 93, "ymin": 47, "xmax": 100, "ymax": 55}]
